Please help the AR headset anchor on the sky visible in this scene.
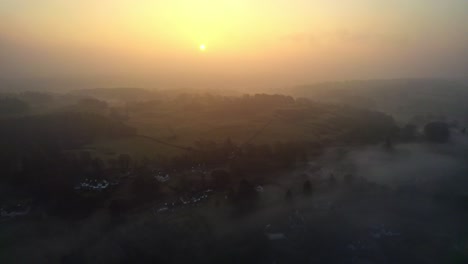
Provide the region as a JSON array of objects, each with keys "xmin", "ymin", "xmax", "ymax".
[{"xmin": 0, "ymin": 0, "xmax": 467, "ymax": 88}]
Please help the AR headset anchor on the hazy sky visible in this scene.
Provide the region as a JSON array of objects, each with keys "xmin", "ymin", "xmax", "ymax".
[{"xmin": 1, "ymin": 0, "xmax": 467, "ymax": 88}]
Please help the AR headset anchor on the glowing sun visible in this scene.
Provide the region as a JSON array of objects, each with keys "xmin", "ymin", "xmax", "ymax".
[{"xmin": 199, "ymin": 44, "xmax": 206, "ymax": 51}]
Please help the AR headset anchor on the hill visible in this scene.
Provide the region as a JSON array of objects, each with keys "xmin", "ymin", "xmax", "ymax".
[{"xmin": 290, "ymin": 79, "xmax": 468, "ymax": 122}]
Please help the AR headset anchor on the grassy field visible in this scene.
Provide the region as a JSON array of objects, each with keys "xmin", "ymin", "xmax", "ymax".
[{"xmin": 87, "ymin": 98, "xmax": 396, "ymax": 159}]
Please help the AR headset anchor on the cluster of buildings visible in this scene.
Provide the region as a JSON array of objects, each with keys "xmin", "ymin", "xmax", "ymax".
[{"xmin": 74, "ymin": 179, "xmax": 113, "ymax": 191}]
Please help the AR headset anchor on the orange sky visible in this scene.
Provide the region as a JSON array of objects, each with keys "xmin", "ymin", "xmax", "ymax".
[{"xmin": 1, "ymin": 0, "xmax": 467, "ymax": 88}]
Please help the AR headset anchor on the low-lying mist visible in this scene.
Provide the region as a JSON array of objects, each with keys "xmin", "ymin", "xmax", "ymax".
[{"xmin": 342, "ymin": 131, "xmax": 468, "ymax": 195}]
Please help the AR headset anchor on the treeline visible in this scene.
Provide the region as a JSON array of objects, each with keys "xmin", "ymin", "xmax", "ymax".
[
  {"xmin": 291, "ymin": 79, "xmax": 468, "ymax": 121},
  {"xmin": 0, "ymin": 90, "xmax": 126, "ymax": 117},
  {"xmin": 0, "ymin": 97, "xmax": 30, "ymax": 115},
  {"xmin": 0, "ymin": 112, "xmax": 135, "ymax": 153},
  {"xmin": 167, "ymin": 139, "xmax": 311, "ymax": 174},
  {"xmin": 0, "ymin": 112, "xmax": 136, "ymax": 201}
]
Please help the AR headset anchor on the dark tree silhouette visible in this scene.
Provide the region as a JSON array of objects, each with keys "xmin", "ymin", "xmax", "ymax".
[
  {"xmin": 0, "ymin": 97, "xmax": 30, "ymax": 115},
  {"xmin": 77, "ymin": 98, "xmax": 108, "ymax": 113},
  {"xmin": 232, "ymin": 179, "xmax": 258, "ymax": 213},
  {"xmin": 424, "ymin": 121, "xmax": 450, "ymax": 143},
  {"xmin": 344, "ymin": 174, "xmax": 355, "ymax": 185},
  {"xmin": 329, "ymin": 174, "xmax": 337, "ymax": 187},
  {"xmin": 237, "ymin": 179, "xmax": 257, "ymax": 200},
  {"xmin": 383, "ymin": 136, "xmax": 394, "ymax": 150},
  {"xmin": 401, "ymin": 124, "xmax": 418, "ymax": 141},
  {"xmin": 118, "ymin": 154, "xmax": 132, "ymax": 172},
  {"xmin": 303, "ymin": 180, "xmax": 313, "ymax": 195},
  {"xmin": 211, "ymin": 169, "xmax": 231, "ymax": 190},
  {"xmin": 285, "ymin": 189, "xmax": 293, "ymax": 201}
]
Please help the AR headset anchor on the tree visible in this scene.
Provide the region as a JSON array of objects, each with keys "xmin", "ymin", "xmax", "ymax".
[
  {"xmin": 233, "ymin": 179, "xmax": 258, "ymax": 213},
  {"xmin": 91, "ymin": 157, "xmax": 104, "ymax": 177},
  {"xmin": 401, "ymin": 124, "xmax": 418, "ymax": 141},
  {"xmin": 237, "ymin": 179, "xmax": 257, "ymax": 200},
  {"xmin": 383, "ymin": 136, "xmax": 394, "ymax": 151},
  {"xmin": 303, "ymin": 180, "xmax": 313, "ymax": 195},
  {"xmin": 328, "ymin": 174, "xmax": 337, "ymax": 187},
  {"xmin": 211, "ymin": 169, "xmax": 231, "ymax": 190},
  {"xmin": 285, "ymin": 189, "xmax": 293, "ymax": 201},
  {"xmin": 77, "ymin": 98, "xmax": 108, "ymax": 113},
  {"xmin": 109, "ymin": 108, "xmax": 128, "ymax": 121},
  {"xmin": 0, "ymin": 97, "xmax": 30, "ymax": 115},
  {"xmin": 344, "ymin": 174, "xmax": 355, "ymax": 185},
  {"xmin": 132, "ymin": 173, "xmax": 159, "ymax": 201},
  {"xmin": 424, "ymin": 121, "xmax": 450, "ymax": 143},
  {"xmin": 118, "ymin": 154, "xmax": 132, "ymax": 172}
]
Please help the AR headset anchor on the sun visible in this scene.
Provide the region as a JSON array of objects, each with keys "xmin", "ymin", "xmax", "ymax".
[{"xmin": 199, "ymin": 44, "xmax": 206, "ymax": 51}]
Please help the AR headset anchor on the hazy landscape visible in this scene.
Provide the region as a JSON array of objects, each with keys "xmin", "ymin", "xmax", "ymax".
[{"xmin": 1, "ymin": 1, "xmax": 468, "ymax": 263}]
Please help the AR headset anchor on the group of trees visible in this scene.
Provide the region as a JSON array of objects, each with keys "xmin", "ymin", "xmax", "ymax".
[
  {"xmin": 164, "ymin": 138, "xmax": 311, "ymax": 175},
  {"xmin": 0, "ymin": 97, "xmax": 30, "ymax": 115},
  {"xmin": 397, "ymin": 120, "xmax": 453, "ymax": 143},
  {"xmin": 0, "ymin": 111, "xmax": 137, "ymax": 213},
  {"xmin": 0, "ymin": 112, "xmax": 136, "ymax": 154},
  {"xmin": 424, "ymin": 121, "xmax": 451, "ymax": 143}
]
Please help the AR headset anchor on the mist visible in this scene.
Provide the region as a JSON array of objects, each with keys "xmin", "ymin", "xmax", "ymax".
[{"xmin": 344, "ymin": 133, "xmax": 468, "ymax": 195}]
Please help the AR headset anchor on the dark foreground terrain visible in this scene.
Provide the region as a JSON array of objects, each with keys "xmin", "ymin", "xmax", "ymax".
[{"xmin": 0, "ymin": 87, "xmax": 467, "ymax": 263}]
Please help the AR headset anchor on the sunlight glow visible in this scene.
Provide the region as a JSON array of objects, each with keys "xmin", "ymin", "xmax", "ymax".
[{"xmin": 0, "ymin": 0, "xmax": 466, "ymax": 82}]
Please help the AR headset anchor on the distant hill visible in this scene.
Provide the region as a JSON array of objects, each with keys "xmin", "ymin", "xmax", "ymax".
[
  {"xmin": 69, "ymin": 88, "xmax": 157, "ymax": 102},
  {"xmin": 290, "ymin": 79, "xmax": 468, "ymax": 122}
]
